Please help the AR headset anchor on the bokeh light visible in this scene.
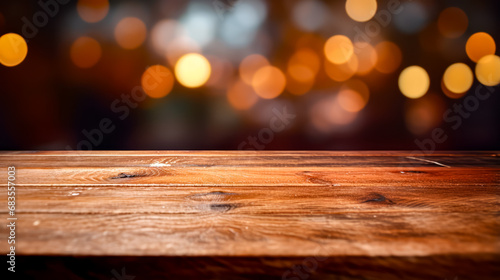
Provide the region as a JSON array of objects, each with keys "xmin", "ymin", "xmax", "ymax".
[
  {"xmin": 115, "ymin": 17, "xmax": 147, "ymax": 50},
  {"xmin": 165, "ymin": 36, "xmax": 201, "ymax": 67},
  {"xmin": 292, "ymin": 0, "xmax": 328, "ymax": 31},
  {"xmin": 0, "ymin": 33, "xmax": 28, "ymax": 67},
  {"xmin": 353, "ymin": 42, "xmax": 377, "ymax": 76},
  {"xmin": 239, "ymin": 54, "xmax": 270, "ymax": 85},
  {"xmin": 324, "ymin": 55, "xmax": 358, "ymax": 82},
  {"xmin": 180, "ymin": 2, "xmax": 218, "ymax": 47},
  {"xmin": 252, "ymin": 66, "xmax": 286, "ymax": 99},
  {"xmin": 324, "ymin": 35, "xmax": 354, "ymax": 65},
  {"xmin": 475, "ymin": 54, "xmax": 500, "ymax": 87},
  {"xmin": 441, "ymin": 78, "xmax": 465, "ymax": 99},
  {"xmin": 375, "ymin": 41, "xmax": 402, "ymax": 74},
  {"xmin": 77, "ymin": 0, "xmax": 109, "ymax": 23},
  {"xmin": 345, "ymin": 0, "xmax": 377, "ymax": 22},
  {"xmin": 175, "ymin": 53, "xmax": 211, "ymax": 88},
  {"xmin": 398, "ymin": 66, "xmax": 430, "ymax": 99},
  {"xmin": 443, "ymin": 63, "xmax": 473, "ymax": 94},
  {"xmin": 141, "ymin": 65, "xmax": 174, "ymax": 99},
  {"xmin": 287, "ymin": 48, "xmax": 320, "ymax": 83},
  {"xmin": 437, "ymin": 7, "xmax": 468, "ymax": 39},
  {"xmin": 338, "ymin": 79, "xmax": 370, "ymax": 112},
  {"xmin": 70, "ymin": 36, "xmax": 102, "ymax": 69},
  {"xmin": 150, "ymin": 20, "xmax": 185, "ymax": 57},
  {"xmin": 465, "ymin": 32, "xmax": 496, "ymax": 63},
  {"xmin": 227, "ymin": 79, "xmax": 259, "ymax": 110},
  {"xmin": 405, "ymin": 94, "xmax": 445, "ymax": 135}
]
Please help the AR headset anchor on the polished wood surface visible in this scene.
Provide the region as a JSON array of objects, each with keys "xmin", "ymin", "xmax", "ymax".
[{"xmin": 1, "ymin": 151, "xmax": 499, "ymax": 279}]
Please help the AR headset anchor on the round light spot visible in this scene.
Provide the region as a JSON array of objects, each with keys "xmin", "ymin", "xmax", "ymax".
[
  {"xmin": 443, "ymin": 63, "xmax": 473, "ymax": 94},
  {"xmin": 375, "ymin": 41, "xmax": 402, "ymax": 74},
  {"xmin": 324, "ymin": 35, "xmax": 354, "ymax": 64},
  {"xmin": 324, "ymin": 55, "xmax": 358, "ymax": 82},
  {"xmin": 175, "ymin": 53, "xmax": 211, "ymax": 88},
  {"xmin": 353, "ymin": 42, "xmax": 377, "ymax": 76},
  {"xmin": 0, "ymin": 33, "xmax": 28, "ymax": 67},
  {"xmin": 466, "ymin": 32, "xmax": 496, "ymax": 63},
  {"xmin": 227, "ymin": 79, "xmax": 259, "ymax": 110},
  {"xmin": 77, "ymin": 0, "xmax": 109, "ymax": 23},
  {"xmin": 398, "ymin": 66, "xmax": 430, "ymax": 99},
  {"xmin": 338, "ymin": 79, "xmax": 370, "ymax": 112},
  {"xmin": 475, "ymin": 55, "xmax": 500, "ymax": 87},
  {"xmin": 70, "ymin": 36, "xmax": 102, "ymax": 68},
  {"xmin": 141, "ymin": 65, "xmax": 174, "ymax": 99},
  {"xmin": 437, "ymin": 7, "xmax": 468, "ymax": 39},
  {"xmin": 115, "ymin": 17, "xmax": 147, "ymax": 50},
  {"xmin": 239, "ymin": 54, "xmax": 269, "ymax": 85},
  {"xmin": 252, "ymin": 66, "xmax": 286, "ymax": 99},
  {"xmin": 345, "ymin": 0, "xmax": 377, "ymax": 22}
]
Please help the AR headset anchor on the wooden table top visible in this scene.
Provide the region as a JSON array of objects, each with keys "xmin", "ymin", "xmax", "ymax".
[{"xmin": 1, "ymin": 151, "xmax": 499, "ymax": 279}]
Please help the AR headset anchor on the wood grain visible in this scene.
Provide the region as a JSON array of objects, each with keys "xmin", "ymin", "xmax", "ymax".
[{"xmin": 0, "ymin": 151, "xmax": 499, "ymax": 279}]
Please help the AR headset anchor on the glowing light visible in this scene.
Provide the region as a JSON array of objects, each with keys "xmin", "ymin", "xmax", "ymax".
[
  {"xmin": 115, "ymin": 17, "xmax": 147, "ymax": 50},
  {"xmin": 345, "ymin": 0, "xmax": 377, "ymax": 22},
  {"xmin": 324, "ymin": 55, "xmax": 358, "ymax": 82},
  {"xmin": 443, "ymin": 63, "xmax": 473, "ymax": 94},
  {"xmin": 165, "ymin": 36, "xmax": 200, "ymax": 67},
  {"xmin": 206, "ymin": 56, "xmax": 234, "ymax": 90},
  {"xmin": 466, "ymin": 32, "xmax": 496, "ymax": 63},
  {"xmin": 70, "ymin": 36, "xmax": 102, "ymax": 69},
  {"xmin": 239, "ymin": 54, "xmax": 269, "ymax": 85},
  {"xmin": 437, "ymin": 7, "xmax": 468, "ymax": 39},
  {"xmin": 77, "ymin": 0, "xmax": 109, "ymax": 23},
  {"xmin": 324, "ymin": 35, "xmax": 354, "ymax": 64},
  {"xmin": 252, "ymin": 66, "xmax": 286, "ymax": 99},
  {"xmin": 287, "ymin": 48, "xmax": 320, "ymax": 84},
  {"xmin": 175, "ymin": 53, "xmax": 211, "ymax": 88},
  {"xmin": 475, "ymin": 55, "xmax": 500, "ymax": 87},
  {"xmin": 0, "ymin": 33, "xmax": 28, "ymax": 67},
  {"xmin": 398, "ymin": 66, "xmax": 430, "ymax": 99},
  {"xmin": 227, "ymin": 79, "xmax": 259, "ymax": 110},
  {"xmin": 292, "ymin": 0, "xmax": 328, "ymax": 31},
  {"xmin": 405, "ymin": 94, "xmax": 445, "ymax": 135},
  {"xmin": 150, "ymin": 20, "xmax": 185, "ymax": 57},
  {"xmin": 353, "ymin": 42, "xmax": 377, "ymax": 76},
  {"xmin": 441, "ymin": 78, "xmax": 465, "ymax": 99},
  {"xmin": 338, "ymin": 79, "xmax": 370, "ymax": 112},
  {"xmin": 180, "ymin": 2, "xmax": 218, "ymax": 47},
  {"xmin": 141, "ymin": 65, "xmax": 174, "ymax": 99},
  {"xmin": 375, "ymin": 41, "xmax": 402, "ymax": 74},
  {"xmin": 219, "ymin": 0, "xmax": 267, "ymax": 47}
]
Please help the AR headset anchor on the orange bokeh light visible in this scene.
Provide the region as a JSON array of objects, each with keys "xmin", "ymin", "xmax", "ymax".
[
  {"xmin": 239, "ymin": 54, "xmax": 270, "ymax": 85},
  {"xmin": 324, "ymin": 35, "xmax": 354, "ymax": 65},
  {"xmin": 437, "ymin": 7, "xmax": 468, "ymax": 39},
  {"xmin": 465, "ymin": 32, "xmax": 496, "ymax": 63},
  {"xmin": 141, "ymin": 65, "xmax": 174, "ymax": 99},
  {"xmin": 354, "ymin": 42, "xmax": 377, "ymax": 76},
  {"xmin": 115, "ymin": 17, "xmax": 147, "ymax": 50},
  {"xmin": 77, "ymin": 0, "xmax": 109, "ymax": 23},
  {"xmin": 70, "ymin": 36, "xmax": 102, "ymax": 68},
  {"xmin": 227, "ymin": 79, "xmax": 259, "ymax": 110},
  {"xmin": 324, "ymin": 55, "xmax": 358, "ymax": 82},
  {"xmin": 375, "ymin": 41, "xmax": 402, "ymax": 74},
  {"xmin": 252, "ymin": 66, "xmax": 286, "ymax": 99}
]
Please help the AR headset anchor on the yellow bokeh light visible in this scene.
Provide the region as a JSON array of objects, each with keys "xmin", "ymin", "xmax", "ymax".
[
  {"xmin": 115, "ymin": 17, "xmax": 147, "ymax": 50},
  {"xmin": 441, "ymin": 78, "xmax": 465, "ymax": 99},
  {"xmin": 345, "ymin": 0, "xmax": 377, "ymax": 22},
  {"xmin": 324, "ymin": 54, "xmax": 358, "ymax": 82},
  {"xmin": 227, "ymin": 79, "xmax": 259, "ymax": 110},
  {"xmin": 70, "ymin": 36, "xmax": 102, "ymax": 69},
  {"xmin": 475, "ymin": 54, "xmax": 500, "ymax": 87},
  {"xmin": 324, "ymin": 35, "xmax": 354, "ymax": 65},
  {"xmin": 0, "ymin": 33, "xmax": 28, "ymax": 67},
  {"xmin": 175, "ymin": 53, "xmax": 211, "ymax": 88},
  {"xmin": 443, "ymin": 63, "xmax": 473, "ymax": 94},
  {"xmin": 338, "ymin": 79, "xmax": 370, "ymax": 112},
  {"xmin": 239, "ymin": 54, "xmax": 269, "ymax": 85},
  {"xmin": 354, "ymin": 42, "xmax": 377, "ymax": 76},
  {"xmin": 466, "ymin": 32, "xmax": 496, "ymax": 63},
  {"xmin": 398, "ymin": 66, "xmax": 430, "ymax": 99},
  {"xmin": 77, "ymin": 0, "xmax": 109, "ymax": 23},
  {"xmin": 437, "ymin": 7, "xmax": 468, "ymax": 39},
  {"xmin": 141, "ymin": 65, "xmax": 174, "ymax": 99},
  {"xmin": 252, "ymin": 66, "xmax": 286, "ymax": 99},
  {"xmin": 375, "ymin": 41, "xmax": 402, "ymax": 74}
]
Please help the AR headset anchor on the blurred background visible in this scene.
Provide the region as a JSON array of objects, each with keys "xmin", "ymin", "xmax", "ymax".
[{"xmin": 0, "ymin": 0, "xmax": 499, "ymax": 150}]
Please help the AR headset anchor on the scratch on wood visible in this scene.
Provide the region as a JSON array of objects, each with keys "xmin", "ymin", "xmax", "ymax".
[
  {"xmin": 362, "ymin": 193, "xmax": 395, "ymax": 204},
  {"xmin": 111, "ymin": 173, "xmax": 145, "ymax": 179},
  {"xmin": 406, "ymin": 156, "xmax": 451, "ymax": 168}
]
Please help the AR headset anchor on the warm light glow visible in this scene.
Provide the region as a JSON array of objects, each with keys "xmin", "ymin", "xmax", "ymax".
[
  {"xmin": 375, "ymin": 41, "xmax": 402, "ymax": 74},
  {"xmin": 288, "ymin": 64, "xmax": 315, "ymax": 83},
  {"xmin": 475, "ymin": 55, "xmax": 500, "ymax": 87},
  {"xmin": 405, "ymin": 94, "xmax": 445, "ymax": 135},
  {"xmin": 227, "ymin": 79, "xmax": 259, "ymax": 110},
  {"xmin": 77, "ymin": 0, "xmax": 109, "ymax": 23},
  {"xmin": 345, "ymin": 0, "xmax": 377, "ymax": 22},
  {"xmin": 437, "ymin": 7, "xmax": 468, "ymax": 39},
  {"xmin": 165, "ymin": 36, "xmax": 201, "ymax": 67},
  {"xmin": 175, "ymin": 53, "xmax": 211, "ymax": 88},
  {"xmin": 0, "ymin": 33, "xmax": 28, "ymax": 67},
  {"xmin": 70, "ymin": 36, "xmax": 102, "ymax": 69},
  {"xmin": 354, "ymin": 42, "xmax": 377, "ymax": 76},
  {"xmin": 443, "ymin": 63, "xmax": 473, "ymax": 94},
  {"xmin": 288, "ymin": 48, "xmax": 321, "ymax": 75},
  {"xmin": 324, "ymin": 35, "xmax": 354, "ymax": 65},
  {"xmin": 252, "ymin": 66, "xmax": 286, "ymax": 99},
  {"xmin": 115, "ymin": 17, "xmax": 147, "ymax": 50},
  {"xmin": 441, "ymin": 78, "xmax": 465, "ymax": 99},
  {"xmin": 324, "ymin": 55, "xmax": 358, "ymax": 82},
  {"xmin": 398, "ymin": 66, "xmax": 430, "ymax": 99},
  {"xmin": 466, "ymin": 32, "xmax": 496, "ymax": 63},
  {"xmin": 338, "ymin": 79, "xmax": 370, "ymax": 112},
  {"xmin": 141, "ymin": 65, "xmax": 174, "ymax": 99},
  {"xmin": 239, "ymin": 54, "xmax": 269, "ymax": 85}
]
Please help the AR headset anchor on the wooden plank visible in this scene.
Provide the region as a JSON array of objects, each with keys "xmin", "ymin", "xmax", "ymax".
[{"xmin": 0, "ymin": 151, "xmax": 499, "ymax": 279}]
